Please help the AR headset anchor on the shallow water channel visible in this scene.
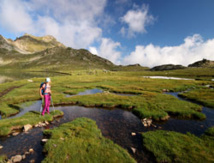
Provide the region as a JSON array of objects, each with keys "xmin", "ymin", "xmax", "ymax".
[{"xmin": 0, "ymin": 90, "xmax": 214, "ymax": 162}]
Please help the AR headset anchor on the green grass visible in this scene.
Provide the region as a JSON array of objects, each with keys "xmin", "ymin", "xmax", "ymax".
[
  {"xmin": 42, "ymin": 117, "xmax": 136, "ymax": 163},
  {"xmin": 179, "ymin": 87, "xmax": 214, "ymax": 108},
  {"xmin": 0, "ymin": 72, "xmax": 206, "ymax": 120},
  {"xmin": 0, "ymin": 110, "xmax": 63, "ymax": 136},
  {"xmin": 142, "ymin": 129, "xmax": 214, "ymax": 163},
  {"xmin": 0, "ymin": 155, "xmax": 7, "ymax": 163}
]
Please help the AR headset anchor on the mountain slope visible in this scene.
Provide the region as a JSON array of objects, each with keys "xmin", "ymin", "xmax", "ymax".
[{"xmin": 188, "ymin": 59, "xmax": 214, "ymax": 68}]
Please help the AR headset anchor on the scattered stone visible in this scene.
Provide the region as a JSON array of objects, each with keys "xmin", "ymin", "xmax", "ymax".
[
  {"xmin": 141, "ymin": 118, "xmax": 153, "ymax": 127},
  {"xmin": 151, "ymin": 124, "xmax": 157, "ymax": 128},
  {"xmin": 35, "ymin": 124, "xmax": 39, "ymax": 127},
  {"xmin": 41, "ymin": 139, "xmax": 48, "ymax": 143},
  {"xmin": 200, "ymin": 125, "xmax": 204, "ymax": 128},
  {"xmin": 23, "ymin": 124, "xmax": 32, "ymax": 132},
  {"xmin": 12, "ymin": 132, "xmax": 20, "ymax": 136},
  {"xmin": 158, "ymin": 126, "xmax": 162, "ymax": 129},
  {"xmin": 53, "ymin": 144, "xmax": 57, "ymax": 147},
  {"xmin": 130, "ymin": 147, "xmax": 136, "ymax": 154},
  {"xmin": 24, "ymin": 151, "xmax": 30, "ymax": 155},
  {"xmin": 60, "ymin": 137, "xmax": 65, "ymax": 140},
  {"xmin": 30, "ymin": 159, "xmax": 35, "ymax": 163},
  {"xmin": 29, "ymin": 148, "xmax": 34, "ymax": 153},
  {"xmin": 0, "ymin": 145, "xmax": 3, "ymax": 149},
  {"xmin": 12, "ymin": 155, "xmax": 22, "ymax": 163},
  {"xmin": 131, "ymin": 132, "xmax": 136, "ymax": 136},
  {"xmin": 28, "ymin": 79, "xmax": 33, "ymax": 82},
  {"xmin": 22, "ymin": 155, "xmax": 26, "ymax": 159},
  {"xmin": 45, "ymin": 121, "xmax": 49, "ymax": 125},
  {"xmin": 7, "ymin": 159, "xmax": 12, "ymax": 163}
]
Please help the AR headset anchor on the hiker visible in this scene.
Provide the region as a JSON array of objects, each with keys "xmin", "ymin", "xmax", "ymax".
[{"xmin": 40, "ymin": 78, "xmax": 52, "ymax": 116}]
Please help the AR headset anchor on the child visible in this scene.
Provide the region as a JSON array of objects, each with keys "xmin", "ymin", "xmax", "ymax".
[{"xmin": 40, "ymin": 78, "xmax": 52, "ymax": 115}]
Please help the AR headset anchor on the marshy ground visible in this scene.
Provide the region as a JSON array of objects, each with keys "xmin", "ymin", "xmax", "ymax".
[{"xmin": 0, "ymin": 69, "xmax": 213, "ymax": 162}]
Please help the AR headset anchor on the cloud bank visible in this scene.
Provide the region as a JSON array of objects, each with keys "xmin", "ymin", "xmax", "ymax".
[
  {"xmin": 123, "ymin": 34, "xmax": 214, "ymax": 67},
  {"xmin": 0, "ymin": 0, "xmax": 106, "ymax": 48}
]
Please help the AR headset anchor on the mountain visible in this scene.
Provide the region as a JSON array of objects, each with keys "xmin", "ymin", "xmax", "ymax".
[
  {"xmin": 0, "ymin": 34, "xmax": 118, "ymax": 70},
  {"xmin": 0, "ymin": 34, "xmax": 65, "ymax": 54},
  {"xmin": 188, "ymin": 59, "xmax": 214, "ymax": 68},
  {"xmin": 150, "ymin": 64, "xmax": 186, "ymax": 71}
]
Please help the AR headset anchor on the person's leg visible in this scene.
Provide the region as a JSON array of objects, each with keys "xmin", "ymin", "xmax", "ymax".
[
  {"xmin": 42, "ymin": 95, "xmax": 48, "ymax": 115},
  {"xmin": 46, "ymin": 94, "xmax": 51, "ymax": 113}
]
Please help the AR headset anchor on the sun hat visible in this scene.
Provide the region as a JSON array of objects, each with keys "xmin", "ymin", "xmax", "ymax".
[{"xmin": 46, "ymin": 78, "xmax": 51, "ymax": 82}]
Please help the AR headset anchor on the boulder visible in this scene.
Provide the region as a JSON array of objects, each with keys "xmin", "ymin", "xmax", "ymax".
[
  {"xmin": 12, "ymin": 155, "xmax": 22, "ymax": 162},
  {"xmin": 23, "ymin": 124, "xmax": 32, "ymax": 132},
  {"xmin": 22, "ymin": 155, "xmax": 26, "ymax": 159},
  {"xmin": 0, "ymin": 145, "xmax": 3, "ymax": 149}
]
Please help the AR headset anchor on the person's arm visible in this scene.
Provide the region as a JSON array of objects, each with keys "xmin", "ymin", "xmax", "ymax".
[{"xmin": 39, "ymin": 85, "xmax": 44, "ymax": 98}]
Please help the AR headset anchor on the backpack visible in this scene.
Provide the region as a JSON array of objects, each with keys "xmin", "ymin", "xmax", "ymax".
[{"xmin": 40, "ymin": 82, "xmax": 47, "ymax": 95}]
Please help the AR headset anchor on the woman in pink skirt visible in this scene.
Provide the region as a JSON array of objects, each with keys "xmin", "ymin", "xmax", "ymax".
[{"xmin": 39, "ymin": 78, "xmax": 52, "ymax": 115}]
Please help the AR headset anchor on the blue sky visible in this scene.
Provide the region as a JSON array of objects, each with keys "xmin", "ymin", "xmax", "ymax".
[{"xmin": 0, "ymin": 0, "xmax": 214, "ymax": 67}]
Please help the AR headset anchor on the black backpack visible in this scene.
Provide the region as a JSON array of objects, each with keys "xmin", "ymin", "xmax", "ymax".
[{"xmin": 40, "ymin": 82, "xmax": 47, "ymax": 95}]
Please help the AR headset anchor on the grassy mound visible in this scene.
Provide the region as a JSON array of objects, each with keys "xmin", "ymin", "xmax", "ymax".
[
  {"xmin": 142, "ymin": 129, "xmax": 214, "ymax": 162},
  {"xmin": 179, "ymin": 88, "xmax": 214, "ymax": 108},
  {"xmin": 42, "ymin": 118, "xmax": 136, "ymax": 163},
  {"xmin": 0, "ymin": 110, "xmax": 63, "ymax": 136}
]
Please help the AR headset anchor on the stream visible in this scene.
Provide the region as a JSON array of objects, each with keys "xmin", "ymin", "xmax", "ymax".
[{"xmin": 0, "ymin": 89, "xmax": 214, "ymax": 163}]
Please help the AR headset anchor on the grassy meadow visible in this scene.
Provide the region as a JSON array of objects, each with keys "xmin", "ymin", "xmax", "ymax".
[{"xmin": 0, "ymin": 68, "xmax": 214, "ymax": 162}]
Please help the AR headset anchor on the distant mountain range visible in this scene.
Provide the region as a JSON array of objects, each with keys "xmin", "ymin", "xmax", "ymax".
[
  {"xmin": 0, "ymin": 34, "xmax": 145, "ymax": 71},
  {"xmin": 0, "ymin": 34, "xmax": 213, "ymax": 71}
]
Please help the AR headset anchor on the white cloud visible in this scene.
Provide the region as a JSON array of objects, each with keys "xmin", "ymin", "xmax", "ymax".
[
  {"xmin": 89, "ymin": 38, "xmax": 121, "ymax": 64},
  {"xmin": 123, "ymin": 34, "xmax": 214, "ymax": 67},
  {"xmin": 0, "ymin": 0, "xmax": 106, "ymax": 49},
  {"xmin": 120, "ymin": 4, "xmax": 154, "ymax": 37},
  {"xmin": 89, "ymin": 47, "xmax": 98, "ymax": 55}
]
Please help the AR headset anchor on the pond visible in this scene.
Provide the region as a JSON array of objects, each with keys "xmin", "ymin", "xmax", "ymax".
[
  {"xmin": 0, "ymin": 105, "xmax": 154, "ymax": 163},
  {"xmin": 143, "ymin": 76, "xmax": 194, "ymax": 80}
]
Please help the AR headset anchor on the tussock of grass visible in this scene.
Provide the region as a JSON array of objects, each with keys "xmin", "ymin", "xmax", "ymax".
[
  {"xmin": 0, "ymin": 110, "xmax": 63, "ymax": 136},
  {"xmin": 42, "ymin": 118, "xmax": 136, "ymax": 163},
  {"xmin": 179, "ymin": 88, "xmax": 214, "ymax": 108},
  {"xmin": 142, "ymin": 129, "xmax": 214, "ymax": 163}
]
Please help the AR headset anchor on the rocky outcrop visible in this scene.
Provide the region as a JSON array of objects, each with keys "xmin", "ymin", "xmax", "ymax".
[
  {"xmin": 188, "ymin": 59, "xmax": 214, "ymax": 68},
  {"xmin": 151, "ymin": 64, "xmax": 186, "ymax": 71}
]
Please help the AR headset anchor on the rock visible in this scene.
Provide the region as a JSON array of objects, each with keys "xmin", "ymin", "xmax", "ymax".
[
  {"xmin": 28, "ymin": 79, "xmax": 33, "ymax": 82},
  {"xmin": 45, "ymin": 121, "xmax": 49, "ymax": 125},
  {"xmin": 12, "ymin": 155, "xmax": 22, "ymax": 162},
  {"xmin": 41, "ymin": 139, "xmax": 48, "ymax": 143},
  {"xmin": 131, "ymin": 147, "xmax": 136, "ymax": 154},
  {"xmin": 60, "ymin": 137, "xmax": 65, "ymax": 140},
  {"xmin": 151, "ymin": 124, "xmax": 157, "ymax": 128},
  {"xmin": 29, "ymin": 148, "xmax": 34, "ymax": 153},
  {"xmin": 24, "ymin": 151, "xmax": 30, "ymax": 155},
  {"xmin": 147, "ymin": 119, "xmax": 152, "ymax": 126},
  {"xmin": 0, "ymin": 145, "xmax": 3, "ymax": 149},
  {"xmin": 131, "ymin": 132, "xmax": 136, "ymax": 136},
  {"xmin": 53, "ymin": 144, "xmax": 57, "ymax": 147},
  {"xmin": 7, "ymin": 159, "xmax": 12, "ymax": 163},
  {"xmin": 35, "ymin": 124, "xmax": 39, "ymax": 127},
  {"xmin": 22, "ymin": 155, "xmax": 26, "ymax": 159},
  {"xmin": 12, "ymin": 132, "xmax": 20, "ymax": 136},
  {"xmin": 30, "ymin": 160, "xmax": 35, "ymax": 163},
  {"xmin": 23, "ymin": 124, "xmax": 32, "ymax": 132}
]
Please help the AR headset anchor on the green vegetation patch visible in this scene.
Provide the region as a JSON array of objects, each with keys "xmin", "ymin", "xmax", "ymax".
[
  {"xmin": 42, "ymin": 118, "xmax": 136, "ymax": 163},
  {"xmin": 142, "ymin": 129, "xmax": 214, "ymax": 163},
  {"xmin": 179, "ymin": 87, "xmax": 214, "ymax": 108},
  {"xmin": 0, "ymin": 110, "xmax": 63, "ymax": 136}
]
